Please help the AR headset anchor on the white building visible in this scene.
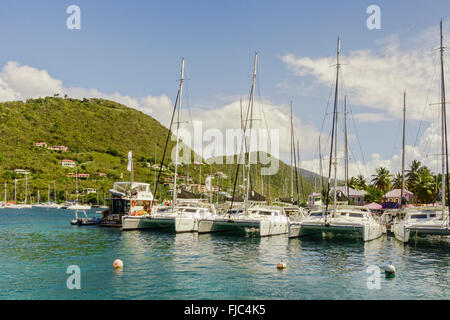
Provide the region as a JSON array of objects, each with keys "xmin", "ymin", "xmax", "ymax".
[
  {"xmin": 13, "ymin": 169, "xmax": 29, "ymax": 175},
  {"xmin": 61, "ymin": 159, "xmax": 76, "ymax": 168}
]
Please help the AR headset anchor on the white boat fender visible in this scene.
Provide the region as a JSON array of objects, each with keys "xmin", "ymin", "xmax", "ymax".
[{"xmin": 383, "ymin": 262, "xmax": 396, "ymax": 275}]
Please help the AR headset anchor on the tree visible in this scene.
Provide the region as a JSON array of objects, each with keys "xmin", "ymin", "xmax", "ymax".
[
  {"xmin": 371, "ymin": 167, "xmax": 392, "ymax": 193},
  {"xmin": 392, "ymin": 172, "xmax": 403, "ymax": 190},
  {"xmin": 411, "ymin": 166, "xmax": 436, "ymax": 204},
  {"xmin": 348, "ymin": 177, "xmax": 357, "ymax": 190},
  {"xmin": 364, "ymin": 185, "xmax": 384, "ymax": 203},
  {"xmin": 406, "ymin": 160, "xmax": 421, "ymax": 190},
  {"xmin": 355, "ymin": 174, "xmax": 367, "ymax": 190}
]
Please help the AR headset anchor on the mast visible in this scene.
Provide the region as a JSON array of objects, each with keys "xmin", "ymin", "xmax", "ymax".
[
  {"xmin": 325, "ymin": 37, "xmax": 341, "ymax": 220},
  {"xmin": 153, "ymin": 145, "xmax": 157, "ymax": 188},
  {"xmin": 319, "ymin": 136, "xmax": 323, "ymax": 192},
  {"xmin": 240, "ymin": 98, "xmax": 245, "ymax": 192},
  {"xmin": 25, "ymin": 175, "xmax": 28, "ymax": 204},
  {"xmin": 54, "ymin": 180, "xmax": 57, "ymax": 204},
  {"xmin": 333, "ymin": 38, "xmax": 341, "ymax": 211},
  {"xmin": 75, "ymin": 164, "xmax": 79, "ymax": 203},
  {"xmin": 4, "ymin": 182, "xmax": 6, "ymax": 203},
  {"xmin": 290, "ymin": 101, "xmax": 294, "ymax": 202},
  {"xmin": 244, "ymin": 52, "xmax": 258, "ymax": 213},
  {"xmin": 14, "ymin": 178, "xmax": 17, "ymax": 203},
  {"xmin": 173, "ymin": 57, "xmax": 185, "ymax": 208},
  {"xmin": 344, "ymin": 96, "xmax": 349, "ymax": 204},
  {"xmin": 439, "ymin": 20, "xmax": 450, "ymax": 222},
  {"xmin": 401, "ymin": 91, "xmax": 406, "ymax": 208},
  {"xmin": 37, "ymin": 189, "xmax": 40, "ymax": 204},
  {"xmin": 297, "ymin": 140, "xmax": 304, "ymax": 203},
  {"xmin": 48, "ymin": 184, "xmax": 50, "ymax": 203}
]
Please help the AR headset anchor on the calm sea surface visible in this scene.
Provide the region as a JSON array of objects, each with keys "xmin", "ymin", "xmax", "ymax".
[{"xmin": 0, "ymin": 207, "xmax": 448, "ymax": 300}]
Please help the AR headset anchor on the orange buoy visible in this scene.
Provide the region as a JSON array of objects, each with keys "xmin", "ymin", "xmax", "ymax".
[
  {"xmin": 113, "ymin": 259, "xmax": 123, "ymax": 269},
  {"xmin": 277, "ymin": 262, "xmax": 286, "ymax": 270}
]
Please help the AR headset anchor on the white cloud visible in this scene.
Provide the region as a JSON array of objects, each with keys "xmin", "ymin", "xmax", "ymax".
[
  {"xmin": 177, "ymin": 99, "xmax": 324, "ymax": 161},
  {"xmin": 0, "ymin": 61, "xmax": 64, "ymax": 100},
  {"xmin": 280, "ymin": 20, "xmax": 450, "ymax": 123}
]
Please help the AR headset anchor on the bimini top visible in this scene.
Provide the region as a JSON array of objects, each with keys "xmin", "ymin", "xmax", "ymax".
[{"xmin": 109, "ymin": 181, "xmax": 153, "ymax": 200}]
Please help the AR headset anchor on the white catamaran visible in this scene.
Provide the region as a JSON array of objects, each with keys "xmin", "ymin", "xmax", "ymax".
[
  {"xmin": 393, "ymin": 21, "xmax": 450, "ymax": 242},
  {"xmin": 298, "ymin": 38, "xmax": 383, "ymax": 242},
  {"xmin": 198, "ymin": 53, "xmax": 293, "ymax": 237},
  {"xmin": 122, "ymin": 59, "xmax": 215, "ymax": 232}
]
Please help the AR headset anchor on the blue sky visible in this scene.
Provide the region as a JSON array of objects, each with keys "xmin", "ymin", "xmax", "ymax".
[{"xmin": 1, "ymin": 1, "xmax": 450, "ymax": 177}]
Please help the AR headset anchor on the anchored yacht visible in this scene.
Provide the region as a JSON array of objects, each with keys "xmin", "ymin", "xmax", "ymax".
[
  {"xmin": 299, "ymin": 206, "xmax": 382, "ymax": 241},
  {"xmin": 99, "ymin": 181, "xmax": 153, "ymax": 227},
  {"xmin": 392, "ymin": 208, "xmax": 450, "ymax": 243},
  {"xmin": 198, "ymin": 205, "xmax": 291, "ymax": 237},
  {"xmin": 122, "ymin": 200, "xmax": 216, "ymax": 232}
]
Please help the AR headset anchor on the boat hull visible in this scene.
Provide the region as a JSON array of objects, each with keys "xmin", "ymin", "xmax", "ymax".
[
  {"xmin": 198, "ymin": 219, "xmax": 289, "ymax": 237},
  {"xmin": 393, "ymin": 223, "xmax": 450, "ymax": 243},
  {"xmin": 288, "ymin": 223, "xmax": 301, "ymax": 238},
  {"xmin": 122, "ymin": 215, "xmax": 202, "ymax": 233},
  {"xmin": 122, "ymin": 215, "xmax": 175, "ymax": 231},
  {"xmin": 299, "ymin": 222, "xmax": 382, "ymax": 242}
]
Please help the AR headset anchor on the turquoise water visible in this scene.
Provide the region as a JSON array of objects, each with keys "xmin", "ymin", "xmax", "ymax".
[{"xmin": 0, "ymin": 207, "xmax": 448, "ymax": 300}]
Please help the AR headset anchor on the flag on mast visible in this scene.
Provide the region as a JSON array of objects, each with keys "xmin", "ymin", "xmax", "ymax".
[
  {"xmin": 205, "ymin": 176, "xmax": 212, "ymax": 192},
  {"xmin": 127, "ymin": 151, "xmax": 133, "ymax": 172}
]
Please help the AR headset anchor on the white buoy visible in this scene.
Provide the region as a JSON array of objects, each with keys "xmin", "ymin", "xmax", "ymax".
[
  {"xmin": 384, "ymin": 262, "xmax": 396, "ymax": 277},
  {"xmin": 113, "ymin": 259, "xmax": 123, "ymax": 269}
]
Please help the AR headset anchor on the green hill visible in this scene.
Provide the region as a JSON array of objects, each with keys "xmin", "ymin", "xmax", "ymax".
[{"xmin": 0, "ymin": 96, "xmax": 316, "ymax": 204}]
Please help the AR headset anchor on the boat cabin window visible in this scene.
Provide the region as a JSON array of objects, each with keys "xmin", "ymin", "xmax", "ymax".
[
  {"xmin": 411, "ymin": 214, "xmax": 429, "ymax": 219},
  {"xmin": 429, "ymin": 213, "xmax": 437, "ymax": 218},
  {"xmin": 183, "ymin": 208, "xmax": 198, "ymax": 213},
  {"xmin": 256, "ymin": 211, "xmax": 273, "ymax": 216},
  {"xmin": 285, "ymin": 209, "xmax": 299, "ymax": 217},
  {"xmin": 310, "ymin": 212, "xmax": 323, "ymax": 217},
  {"xmin": 348, "ymin": 213, "xmax": 363, "ymax": 218},
  {"xmin": 111, "ymin": 199, "xmax": 130, "ymax": 215}
]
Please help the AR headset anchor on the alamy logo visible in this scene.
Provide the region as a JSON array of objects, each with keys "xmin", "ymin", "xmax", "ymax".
[
  {"xmin": 171, "ymin": 121, "xmax": 280, "ymax": 176},
  {"xmin": 66, "ymin": 265, "xmax": 81, "ymax": 290},
  {"xmin": 66, "ymin": 5, "xmax": 81, "ymax": 30},
  {"xmin": 366, "ymin": 5, "xmax": 381, "ymax": 30},
  {"xmin": 366, "ymin": 265, "xmax": 381, "ymax": 290}
]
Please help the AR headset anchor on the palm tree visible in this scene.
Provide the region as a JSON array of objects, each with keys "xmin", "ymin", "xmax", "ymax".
[
  {"xmin": 392, "ymin": 172, "xmax": 403, "ymax": 189},
  {"xmin": 371, "ymin": 167, "xmax": 392, "ymax": 193},
  {"xmin": 355, "ymin": 174, "xmax": 367, "ymax": 190},
  {"xmin": 406, "ymin": 160, "xmax": 421, "ymax": 189},
  {"xmin": 411, "ymin": 166, "xmax": 436, "ymax": 203},
  {"xmin": 348, "ymin": 177, "xmax": 357, "ymax": 190}
]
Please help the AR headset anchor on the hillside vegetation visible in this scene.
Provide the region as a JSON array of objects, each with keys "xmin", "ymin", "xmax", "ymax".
[{"xmin": 0, "ymin": 96, "xmax": 316, "ymax": 204}]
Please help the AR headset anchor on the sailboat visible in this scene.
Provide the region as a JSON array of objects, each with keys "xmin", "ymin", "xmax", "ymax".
[
  {"xmin": 35, "ymin": 182, "xmax": 62, "ymax": 208},
  {"xmin": 0, "ymin": 182, "xmax": 7, "ymax": 208},
  {"xmin": 68, "ymin": 164, "xmax": 91, "ymax": 211},
  {"xmin": 198, "ymin": 53, "xmax": 293, "ymax": 237},
  {"xmin": 14, "ymin": 176, "xmax": 33, "ymax": 209},
  {"xmin": 299, "ymin": 38, "xmax": 383, "ymax": 242},
  {"xmin": 381, "ymin": 91, "xmax": 410, "ymax": 233},
  {"xmin": 393, "ymin": 21, "xmax": 450, "ymax": 243},
  {"xmin": 122, "ymin": 58, "xmax": 215, "ymax": 232}
]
